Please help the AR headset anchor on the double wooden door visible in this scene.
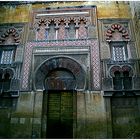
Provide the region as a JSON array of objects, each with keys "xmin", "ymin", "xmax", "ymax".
[{"xmin": 46, "ymin": 91, "xmax": 74, "ymax": 138}]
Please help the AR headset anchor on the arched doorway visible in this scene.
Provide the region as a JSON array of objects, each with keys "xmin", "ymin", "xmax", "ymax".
[
  {"xmin": 34, "ymin": 57, "xmax": 85, "ymax": 138},
  {"xmin": 42, "ymin": 69, "xmax": 76, "ymax": 138},
  {"xmin": 46, "ymin": 68, "xmax": 76, "ymax": 138}
]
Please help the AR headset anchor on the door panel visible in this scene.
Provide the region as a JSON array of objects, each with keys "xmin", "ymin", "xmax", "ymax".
[
  {"xmin": 47, "ymin": 93, "xmax": 61, "ymax": 120},
  {"xmin": 46, "ymin": 91, "xmax": 73, "ymax": 138},
  {"xmin": 60, "ymin": 92, "xmax": 73, "ymax": 138}
]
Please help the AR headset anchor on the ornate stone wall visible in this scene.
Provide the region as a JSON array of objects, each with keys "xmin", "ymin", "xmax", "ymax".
[
  {"xmin": 21, "ymin": 39, "xmax": 100, "ymax": 91},
  {"xmin": 20, "ymin": 6, "xmax": 101, "ymax": 91},
  {"xmin": 0, "ymin": 24, "xmax": 25, "ymax": 92},
  {"xmin": 1, "ymin": 2, "xmax": 140, "ymax": 139}
]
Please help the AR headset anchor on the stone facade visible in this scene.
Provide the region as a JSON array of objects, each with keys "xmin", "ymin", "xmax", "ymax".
[{"xmin": 0, "ymin": 1, "xmax": 140, "ymax": 138}]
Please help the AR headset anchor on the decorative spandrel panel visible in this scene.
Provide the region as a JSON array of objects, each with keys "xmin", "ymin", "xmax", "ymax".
[
  {"xmin": 36, "ymin": 24, "xmax": 46, "ymax": 41},
  {"xmin": 78, "ymin": 20, "xmax": 87, "ymax": 39},
  {"xmin": 58, "ymin": 21, "xmax": 66, "ymax": 40}
]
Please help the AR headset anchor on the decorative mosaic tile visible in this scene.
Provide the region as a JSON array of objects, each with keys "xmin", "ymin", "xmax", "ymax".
[{"xmin": 37, "ymin": 26, "xmax": 46, "ymax": 41}]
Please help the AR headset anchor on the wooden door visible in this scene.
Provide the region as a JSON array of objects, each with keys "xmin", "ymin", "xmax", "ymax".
[{"xmin": 46, "ymin": 91, "xmax": 74, "ymax": 138}]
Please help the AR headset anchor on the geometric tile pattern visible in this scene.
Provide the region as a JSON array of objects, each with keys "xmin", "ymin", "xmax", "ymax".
[
  {"xmin": 21, "ymin": 39, "xmax": 100, "ymax": 90},
  {"xmin": 113, "ymin": 46, "xmax": 126, "ymax": 61},
  {"xmin": 21, "ymin": 42, "xmax": 33, "ymax": 90},
  {"xmin": 78, "ymin": 21, "xmax": 87, "ymax": 39},
  {"xmin": 58, "ymin": 22, "xmax": 66, "ymax": 40},
  {"xmin": 89, "ymin": 40, "xmax": 100, "ymax": 90},
  {"xmin": 36, "ymin": 26, "xmax": 46, "ymax": 40}
]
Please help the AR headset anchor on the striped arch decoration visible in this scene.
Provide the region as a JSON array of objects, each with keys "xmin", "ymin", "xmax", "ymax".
[
  {"xmin": 78, "ymin": 16, "xmax": 89, "ymax": 27},
  {"xmin": 110, "ymin": 65, "xmax": 133, "ymax": 77},
  {"xmin": 38, "ymin": 19, "xmax": 47, "ymax": 26},
  {"xmin": 110, "ymin": 66, "xmax": 122, "ymax": 77},
  {"xmin": 122, "ymin": 65, "xmax": 133, "ymax": 76},
  {"xmin": 36, "ymin": 18, "xmax": 59, "ymax": 29},
  {"xmin": 0, "ymin": 28, "xmax": 20, "ymax": 44},
  {"xmin": 37, "ymin": 18, "xmax": 50, "ymax": 28},
  {"xmin": 78, "ymin": 16, "xmax": 88, "ymax": 22},
  {"xmin": 35, "ymin": 16, "xmax": 90, "ymax": 29},
  {"xmin": 106, "ymin": 23, "xmax": 129, "ymax": 41}
]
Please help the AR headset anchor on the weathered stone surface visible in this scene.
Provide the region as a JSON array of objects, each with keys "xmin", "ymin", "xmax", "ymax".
[
  {"xmin": 13, "ymin": 92, "xmax": 34, "ymax": 117},
  {"xmin": 0, "ymin": 90, "xmax": 140, "ymax": 138},
  {"xmin": 100, "ymin": 43, "xmax": 110, "ymax": 59},
  {"xmin": 0, "ymin": 2, "xmax": 131, "ymax": 24},
  {"xmin": 0, "ymin": 1, "xmax": 140, "ymax": 139},
  {"xmin": 76, "ymin": 91, "xmax": 107, "ymax": 138}
]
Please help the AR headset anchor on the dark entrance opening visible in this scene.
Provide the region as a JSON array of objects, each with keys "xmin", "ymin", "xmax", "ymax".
[{"xmin": 43, "ymin": 90, "xmax": 75, "ymax": 139}]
